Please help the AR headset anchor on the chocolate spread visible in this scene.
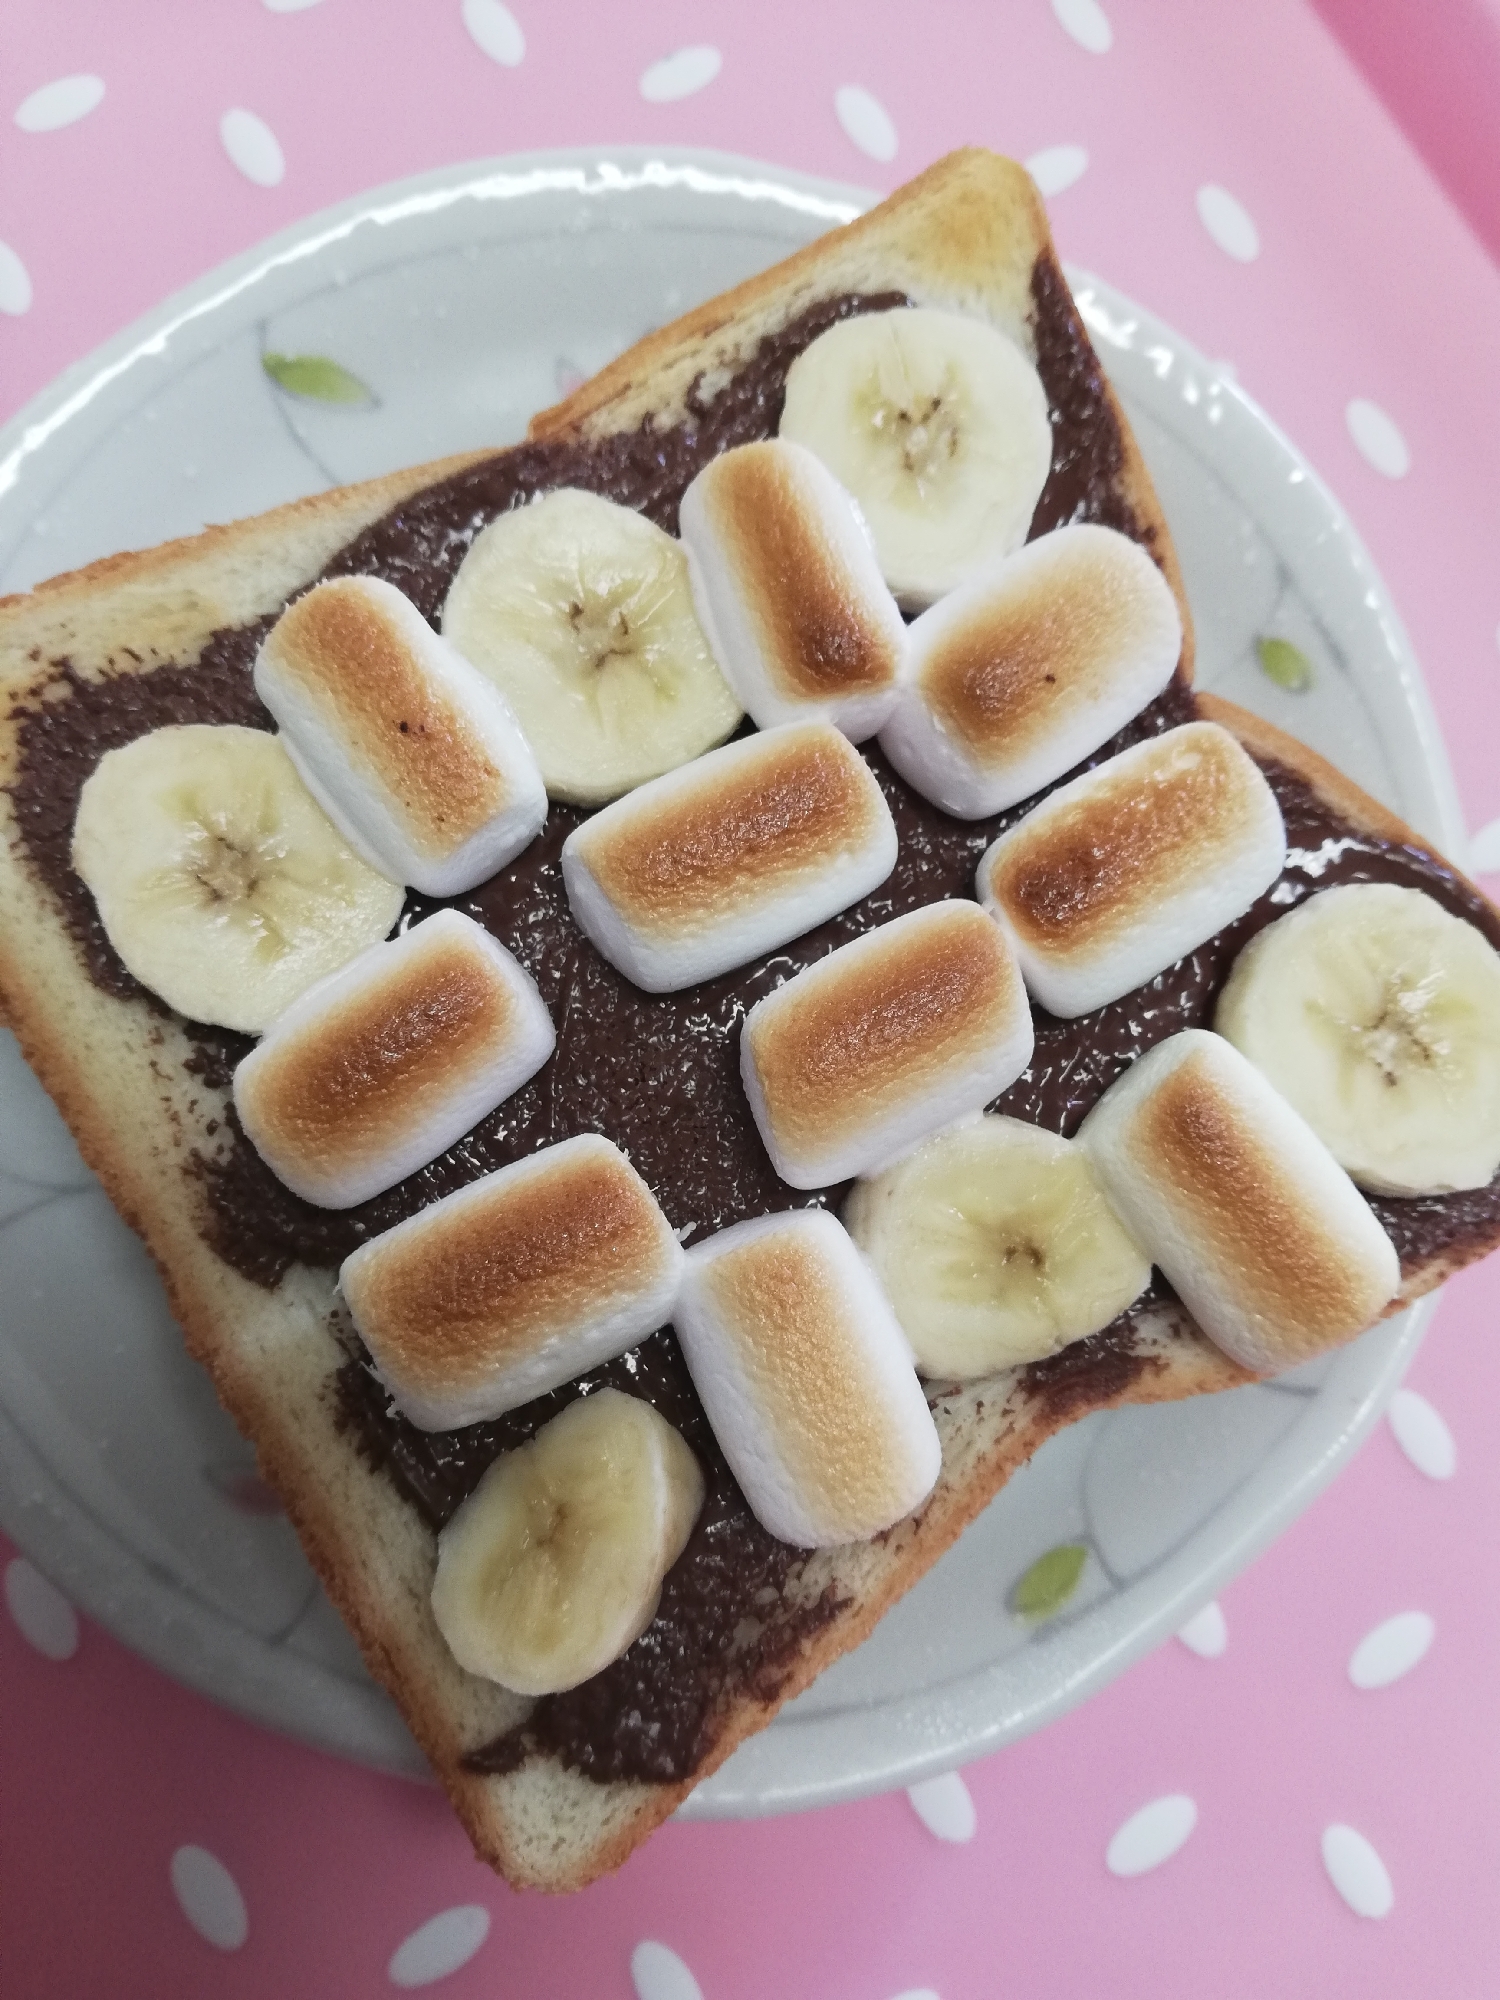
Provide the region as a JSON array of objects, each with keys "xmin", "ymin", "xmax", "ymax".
[{"xmin": 8, "ymin": 255, "xmax": 1499, "ymax": 1788}]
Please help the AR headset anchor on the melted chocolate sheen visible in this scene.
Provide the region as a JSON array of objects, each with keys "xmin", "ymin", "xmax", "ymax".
[{"xmin": 10, "ymin": 260, "xmax": 1500, "ymax": 1789}]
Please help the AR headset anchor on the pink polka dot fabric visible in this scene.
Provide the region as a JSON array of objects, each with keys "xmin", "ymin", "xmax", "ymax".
[{"xmin": 4, "ymin": 3, "xmax": 1500, "ymax": 1993}]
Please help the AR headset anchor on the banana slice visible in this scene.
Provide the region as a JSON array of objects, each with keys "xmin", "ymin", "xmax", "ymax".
[
  {"xmin": 1214, "ymin": 882, "xmax": 1500, "ymax": 1195},
  {"xmin": 778, "ymin": 307, "xmax": 1052, "ymax": 610},
  {"xmin": 441, "ymin": 488, "xmax": 742, "ymax": 805},
  {"xmin": 430, "ymin": 1388, "xmax": 705, "ymax": 1695},
  {"xmin": 71, "ymin": 724, "xmax": 405, "ymax": 1033},
  {"xmin": 845, "ymin": 1115, "xmax": 1151, "ymax": 1379}
]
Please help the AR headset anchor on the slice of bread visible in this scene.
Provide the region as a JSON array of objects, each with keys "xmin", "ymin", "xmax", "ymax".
[{"xmin": 2, "ymin": 149, "xmax": 1496, "ymax": 1893}]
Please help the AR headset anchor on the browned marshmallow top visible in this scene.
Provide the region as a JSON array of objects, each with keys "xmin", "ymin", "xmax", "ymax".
[
  {"xmin": 574, "ymin": 724, "xmax": 889, "ymax": 938},
  {"xmin": 985, "ymin": 723, "xmax": 1271, "ymax": 954},
  {"xmin": 1139, "ymin": 1049, "xmax": 1389, "ymax": 1342},
  {"xmin": 747, "ymin": 903, "xmax": 1023, "ymax": 1156},
  {"xmin": 700, "ymin": 443, "xmax": 901, "ymax": 701},
  {"xmin": 702, "ymin": 1227, "xmax": 917, "ymax": 1520},
  {"xmin": 345, "ymin": 1144, "xmax": 673, "ymax": 1398},
  {"xmin": 236, "ymin": 933, "xmax": 519, "ymax": 1176},
  {"xmin": 921, "ymin": 547, "xmax": 1160, "ymax": 764},
  {"xmin": 265, "ymin": 579, "xmax": 509, "ymax": 850}
]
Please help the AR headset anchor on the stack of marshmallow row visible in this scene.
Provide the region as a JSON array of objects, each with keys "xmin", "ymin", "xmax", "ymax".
[
  {"xmin": 237, "ymin": 434, "xmax": 1201, "ymax": 1220},
  {"xmin": 229, "ymin": 434, "xmax": 1411, "ymax": 1570},
  {"xmin": 241, "ymin": 432, "xmax": 1198, "ymax": 1214}
]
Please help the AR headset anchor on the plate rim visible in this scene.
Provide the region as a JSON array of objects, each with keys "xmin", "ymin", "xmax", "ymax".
[{"xmin": 0, "ymin": 145, "xmax": 874, "ymax": 533}]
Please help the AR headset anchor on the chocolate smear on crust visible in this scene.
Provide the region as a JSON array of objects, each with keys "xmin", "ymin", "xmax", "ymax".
[
  {"xmin": 1026, "ymin": 250, "xmax": 1149, "ymax": 545},
  {"xmin": 6, "ymin": 634, "xmax": 275, "ymax": 1005}
]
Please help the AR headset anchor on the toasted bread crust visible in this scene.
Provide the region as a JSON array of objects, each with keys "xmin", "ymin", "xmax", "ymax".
[{"xmin": 0, "ymin": 150, "xmax": 1489, "ymax": 1893}]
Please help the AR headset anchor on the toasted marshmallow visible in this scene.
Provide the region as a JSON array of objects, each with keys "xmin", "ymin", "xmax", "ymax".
[
  {"xmin": 881, "ymin": 523, "xmax": 1183, "ymax": 818},
  {"xmin": 977, "ymin": 721, "xmax": 1286, "ymax": 1018},
  {"xmin": 233, "ymin": 910, "xmax": 554, "ymax": 1209},
  {"xmin": 340, "ymin": 1134, "xmax": 684, "ymax": 1431},
  {"xmin": 741, "ymin": 900, "xmax": 1034, "ymax": 1188},
  {"xmin": 255, "ymin": 575, "xmax": 547, "ymax": 896},
  {"xmin": 562, "ymin": 722, "xmax": 897, "ymax": 993},
  {"xmin": 1079, "ymin": 1030, "xmax": 1399, "ymax": 1375},
  {"xmin": 680, "ymin": 439, "xmax": 905, "ymax": 741},
  {"xmin": 674, "ymin": 1209, "xmax": 941, "ymax": 1546}
]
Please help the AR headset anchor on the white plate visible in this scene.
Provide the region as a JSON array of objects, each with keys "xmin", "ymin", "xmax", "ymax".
[{"xmin": 0, "ymin": 149, "xmax": 1463, "ymax": 1814}]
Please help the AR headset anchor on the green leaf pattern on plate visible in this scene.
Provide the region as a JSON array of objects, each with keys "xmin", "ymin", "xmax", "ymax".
[
  {"xmin": 262, "ymin": 352, "xmax": 376, "ymax": 406},
  {"xmin": 1011, "ymin": 1542, "xmax": 1088, "ymax": 1622},
  {"xmin": 1255, "ymin": 635, "xmax": 1314, "ymax": 693}
]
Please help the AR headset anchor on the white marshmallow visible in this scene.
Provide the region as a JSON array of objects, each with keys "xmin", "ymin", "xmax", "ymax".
[
  {"xmin": 562, "ymin": 721, "xmax": 897, "ymax": 993},
  {"xmin": 233, "ymin": 910, "xmax": 554, "ymax": 1209},
  {"xmin": 740, "ymin": 900, "xmax": 1034, "ymax": 1189},
  {"xmin": 880, "ymin": 523, "xmax": 1183, "ymax": 818},
  {"xmin": 673, "ymin": 1209, "xmax": 941, "ymax": 1547},
  {"xmin": 340, "ymin": 1134, "xmax": 684, "ymax": 1431},
  {"xmin": 1079, "ymin": 1029, "xmax": 1400, "ymax": 1374},
  {"xmin": 680, "ymin": 439, "xmax": 905, "ymax": 741},
  {"xmin": 255, "ymin": 574, "xmax": 547, "ymax": 896},
  {"xmin": 977, "ymin": 721, "xmax": 1286, "ymax": 1017}
]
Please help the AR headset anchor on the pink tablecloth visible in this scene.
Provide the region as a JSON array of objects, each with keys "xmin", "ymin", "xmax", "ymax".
[{"xmin": 4, "ymin": 3, "xmax": 1500, "ymax": 1994}]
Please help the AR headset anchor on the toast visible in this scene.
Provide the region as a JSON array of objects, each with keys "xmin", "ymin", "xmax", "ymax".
[{"xmin": 3, "ymin": 150, "xmax": 1498, "ymax": 1893}]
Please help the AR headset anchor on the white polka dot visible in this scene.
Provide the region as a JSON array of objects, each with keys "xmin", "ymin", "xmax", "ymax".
[
  {"xmin": 14, "ymin": 74, "xmax": 105, "ymax": 133},
  {"xmin": 1196, "ymin": 184, "xmax": 1259, "ymax": 263},
  {"xmin": 1346, "ymin": 398, "xmax": 1409, "ymax": 478},
  {"xmin": 1350, "ymin": 1610, "xmax": 1434, "ymax": 1690},
  {"xmin": 1388, "ymin": 1387, "xmax": 1455, "ymax": 1479},
  {"xmin": 1322, "ymin": 1823, "xmax": 1394, "ymax": 1918},
  {"xmin": 834, "ymin": 85, "xmax": 898, "ymax": 163},
  {"xmin": 463, "ymin": 0, "xmax": 525, "ymax": 67},
  {"xmin": 0, "ymin": 240, "xmax": 32, "ymax": 316},
  {"xmin": 170, "ymin": 1845, "xmax": 248, "ymax": 1951},
  {"xmin": 1052, "ymin": 0, "xmax": 1113, "ymax": 56},
  {"xmin": 388, "ymin": 1905, "xmax": 490, "ymax": 1987},
  {"xmin": 631, "ymin": 1940, "xmax": 703, "ymax": 2000},
  {"xmin": 640, "ymin": 47, "xmax": 722, "ymax": 102},
  {"xmin": 1469, "ymin": 817, "xmax": 1500, "ymax": 874},
  {"xmin": 1025, "ymin": 145, "xmax": 1088, "ymax": 197},
  {"xmin": 1176, "ymin": 1599, "xmax": 1227, "ymax": 1659},
  {"xmin": 1106, "ymin": 1794, "xmax": 1197, "ymax": 1876},
  {"xmin": 220, "ymin": 107, "xmax": 284, "ymax": 188},
  {"xmin": 907, "ymin": 1771, "xmax": 977, "ymax": 1843},
  {"xmin": 5, "ymin": 1557, "xmax": 79, "ymax": 1660}
]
